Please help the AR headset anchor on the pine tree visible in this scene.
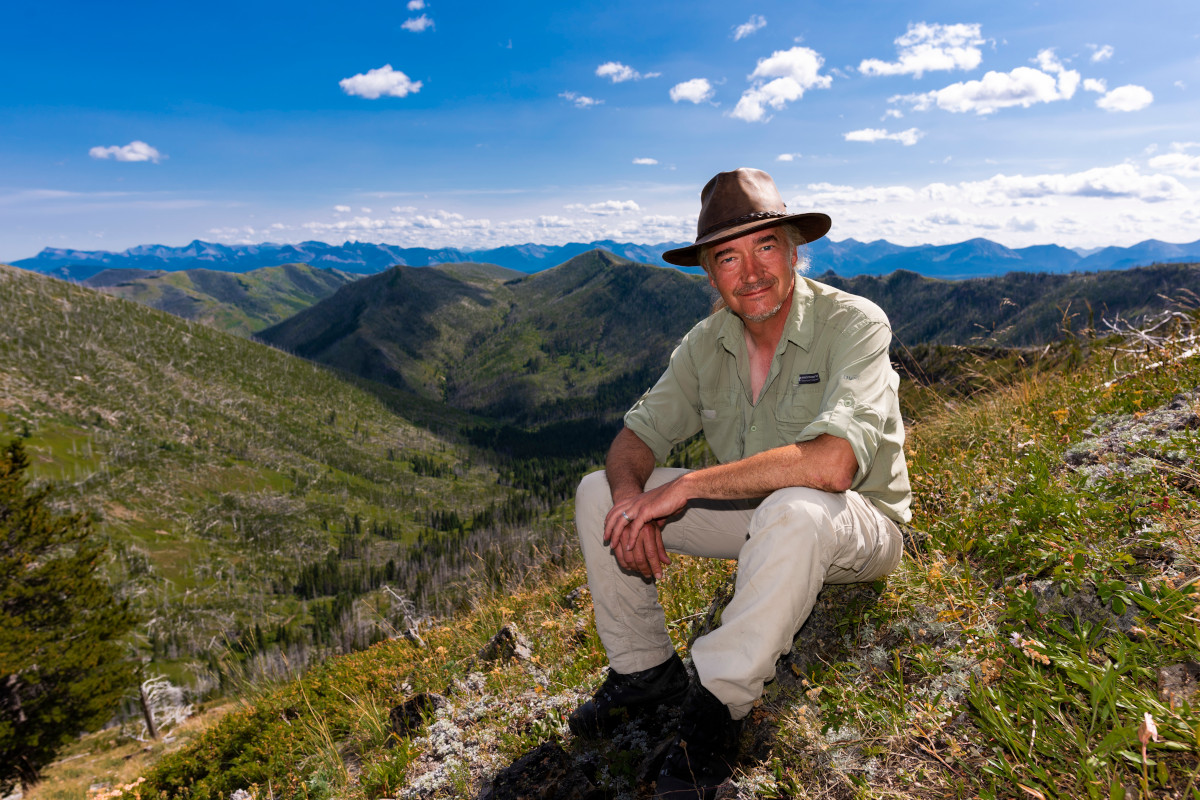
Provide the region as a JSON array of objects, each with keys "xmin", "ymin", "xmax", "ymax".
[{"xmin": 0, "ymin": 440, "xmax": 139, "ymax": 790}]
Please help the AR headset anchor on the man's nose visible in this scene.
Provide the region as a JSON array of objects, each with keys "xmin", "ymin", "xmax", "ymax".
[{"xmin": 742, "ymin": 252, "xmax": 766, "ymax": 281}]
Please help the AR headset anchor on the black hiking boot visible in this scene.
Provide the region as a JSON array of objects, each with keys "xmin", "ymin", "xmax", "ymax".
[
  {"xmin": 568, "ymin": 653, "xmax": 689, "ymax": 737},
  {"xmin": 653, "ymin": 682, "xmax": 740, "ymax": 799}
]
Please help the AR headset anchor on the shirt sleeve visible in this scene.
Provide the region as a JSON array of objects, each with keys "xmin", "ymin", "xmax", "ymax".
[
  {"xmin": 795, "ymin": 317, "xmax": 898, "ymax": 487},
  {"xmin": 623, "ymin": 335, "xmax": 705, "ymax": 463}
]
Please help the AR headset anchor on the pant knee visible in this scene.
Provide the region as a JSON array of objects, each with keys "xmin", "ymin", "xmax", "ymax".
[{"xmin": 575, "ymin": 470, "xmax": 612, "ymax": 545}]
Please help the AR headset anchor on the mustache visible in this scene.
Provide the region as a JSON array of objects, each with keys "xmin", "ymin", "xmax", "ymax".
[{"xmin": 734, "ymin": 277, "xmax": 777, "ymax": 296}]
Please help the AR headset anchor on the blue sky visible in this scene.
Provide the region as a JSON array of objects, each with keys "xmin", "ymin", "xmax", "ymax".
[{"xmin": 3, "ymin": 0, "xmax": 1198, "ymax": 260}]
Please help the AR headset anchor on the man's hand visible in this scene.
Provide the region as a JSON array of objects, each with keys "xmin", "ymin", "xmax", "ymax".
[{"xmin": 603, "ymin": 478, "xmax": 690, "ymax": 580}]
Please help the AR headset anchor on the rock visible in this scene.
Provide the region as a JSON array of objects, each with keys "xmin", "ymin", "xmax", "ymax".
[
  {"xmin": 389, "ymin": 692, "xmax": 447, "ymax": 738},
  {"xmin": 479, "ymin": 742, "xmax": 602, "ymax": 800},
  {"xmin": 689, "ymin": 572, "xmax": 886, "ymax": 698},
  {"xmin": 777, "ymin": 582, "xmax": 887, "ymax": 681},
  {"xmin": 477, "ymin": 624, "xmax": 533, "ymax": 664},
  {"xmin": 900, "ymin": 523, "xmax": 929, "ymax": 556},
  {"xmin": 1064, "ymin": 386, "xmax": 1200, "ymax": 476},
  {"xmin": 1027, "ymin": 580, "xmax": 1139, "ymax": 634},
  {"xmin": 563, "ymin": 586, "xmax": 589, "ymax": 609},
  {"xmin": 1157, "ymin": 662, "xmax": 1200, "ymax": 709}
]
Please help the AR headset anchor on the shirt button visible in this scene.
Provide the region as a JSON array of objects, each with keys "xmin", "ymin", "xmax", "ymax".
[{"xmin": 750, "ymin": 425, "xmax": 757, "ymax": 431}]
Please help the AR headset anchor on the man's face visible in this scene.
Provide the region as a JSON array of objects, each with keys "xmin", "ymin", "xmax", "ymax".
[{"xmin": 706, "ymin": 226, "xmax": 797, "ymax": 324}]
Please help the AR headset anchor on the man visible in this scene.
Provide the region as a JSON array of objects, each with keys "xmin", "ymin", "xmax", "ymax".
[{"xmin": 569, "ymin": 168, "xmax": 911, "ymax": 798}]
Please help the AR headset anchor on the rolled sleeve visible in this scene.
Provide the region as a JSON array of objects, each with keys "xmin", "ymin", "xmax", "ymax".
[
  {"xmin": 796, "ymin": 319, "xmax": 896, "ymax": 486},
  {"xmin": 623, "ymin": 337, "xmax": 704, "ymax": 463}
]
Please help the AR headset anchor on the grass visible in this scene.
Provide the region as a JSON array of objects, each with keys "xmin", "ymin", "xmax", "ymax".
[{"xmin": 17, "ymin": 265, "xmax": 1200, "ymax": 798}]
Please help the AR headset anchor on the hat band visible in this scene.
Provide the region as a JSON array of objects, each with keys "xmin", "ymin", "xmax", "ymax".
[{"xmin": 698, "ymin": 211, "xmax": 789, "ymax": 240}]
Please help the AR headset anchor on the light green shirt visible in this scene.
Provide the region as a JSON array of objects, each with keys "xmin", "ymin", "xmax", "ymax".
[{"xmin": 624, "ymin": 276, "xmax": 912, "ymax": 524}]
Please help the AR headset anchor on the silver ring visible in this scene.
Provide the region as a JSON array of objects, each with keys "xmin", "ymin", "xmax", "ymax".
[{"xmin": 621, "ymin": 511, "xmax": 632, "ymax": 521}]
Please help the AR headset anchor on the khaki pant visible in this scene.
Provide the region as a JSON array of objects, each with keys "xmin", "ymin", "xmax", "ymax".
[{"xmin": 576, "ymin": 467, "xmax": 903, "ymax": 720}]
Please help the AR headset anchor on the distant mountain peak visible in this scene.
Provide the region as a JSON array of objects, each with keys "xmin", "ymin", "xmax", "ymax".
[{"xmin": 11, "ymin": 236, "xmax": 1200, "ymax": 284}]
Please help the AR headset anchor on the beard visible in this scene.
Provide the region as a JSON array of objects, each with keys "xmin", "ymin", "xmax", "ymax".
[
  {"xmin": 735, "ymin": 277, "xmax": 785, "ymax": 322},
  {"xmin": 739, "ymin": 299, "xmax": 785, "ymax": 323}
]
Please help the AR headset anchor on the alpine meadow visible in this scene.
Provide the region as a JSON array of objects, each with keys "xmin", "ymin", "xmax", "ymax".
[{"xmin": 3, "ymin": 245, "xmax": 1200, "ymax": 798}]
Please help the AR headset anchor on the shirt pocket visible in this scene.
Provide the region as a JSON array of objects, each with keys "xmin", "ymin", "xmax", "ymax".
[
  {"xmin": 775, "ymin": 384, "xmax": 825, "ymax": 440},
  {"xmin": 698, "ymin": 388, "xmax": 741, "ymax": 460}
]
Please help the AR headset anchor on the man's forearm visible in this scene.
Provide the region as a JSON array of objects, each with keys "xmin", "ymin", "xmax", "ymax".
[
  {"xmin": 605, "ymin": 427, "xmax": 656, "ymax": 501},
  {"xmin": 676, "ymin": 434, "xmax": 857, "ymax": 501}
]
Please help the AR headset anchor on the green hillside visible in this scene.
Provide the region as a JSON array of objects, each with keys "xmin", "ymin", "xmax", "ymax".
[
  {"xmin": 260, "ymin": 250, "xmax": 713, "ymax": 425},
  {"xmin": 261, "ymin": 253, "xmax": 1197, "ymax": 429},
  {"xmin": 40, "ymin": 307, "xmax": 1197, "ymax": 800},
  {"xmin": 0, "ymin": 264, "xmax": 568, "ymax": 686},
  {"xmin": 822, "ymin": 262, "xmax": 1200, "ymax": 346},
  {"xmin": 83, "ymin": 263, "xmax": 361, "ymax": 336}
]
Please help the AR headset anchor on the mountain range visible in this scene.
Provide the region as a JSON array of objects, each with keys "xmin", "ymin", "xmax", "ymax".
[
  {"xmin": 257, "ymin": 250, "xmax": 1200, "ymax": 428},
  {"xmin": 14, "ymin": 234, "xmax": 1200, "ymax": 281}
]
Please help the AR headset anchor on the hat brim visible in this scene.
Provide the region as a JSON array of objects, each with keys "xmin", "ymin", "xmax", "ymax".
[{"xmin": 661, "ymin": 212, "xmax": 831, "ymax": 268}]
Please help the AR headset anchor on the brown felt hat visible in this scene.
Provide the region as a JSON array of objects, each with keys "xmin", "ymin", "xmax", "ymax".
[{"xmin": 662, "ymin": 168, "xmax": 831, "ymax": 267}]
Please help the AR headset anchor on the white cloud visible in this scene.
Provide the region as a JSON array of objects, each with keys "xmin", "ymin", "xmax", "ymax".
[
  {"xmin": 859, "ymin": 22, "xmax": 985, "ymax": 78},
  {"xmin": 88, "ymin": 141, "xmax": 165, "ymax": 163},
  {"xmin": 801, "ymin": 163, "xmax": 1187, "ymax": 217},
  {"xmin": 891, "ymin": 63, "xmax": 1080, "ymax": 115},
  {"xmin": 334, "ymin": 205, "xmax": 351, "ymax": 213},
  {"xmin": 733, "ymin": 14, "xmax": 766, "ymax": 41},
  {"xmin": 632, "ymin": 157, "xmax": 658, "ymax": 165},
  {"xmin": 560, "ymin": 91, "xmax": 602, "ymax": 108},
  {"xmin": 391, "ymin": 205, "xmax": 417, "ymax": 213},
  {"xmin": 596, "ymin": 61, "xmax": 660, "ymax": 82},
  {"xmin": 959, "ymin": 164, "xmax": 1186, "ymax": 203},
  {"xmin": 730, "ymin": 46, "xmax": 832, "ymax": 122},
  {"xmin": 565, "ymin": 200, "xmax": 641, "ymax": 215},
  {"xmin": 1096, "ymin": 84, "xmax": 1153, "ymax": 112},
  {"xmin": 1035, "ymin": 48, "xmax": 1067, "ymax": 74},
  {"xmin": 1090, "ymin": 44, "xmax": 1114, "ymax": 63},
  {"xmin": 924, "ymin": 208, "xmax": 1003, "ymax": 229},
  {"xmin": 407, "ymin": 0, "xmax": 425, "ymax": 8},
  {"xmin": 804, "ymin": 183, "xmax": 918, "ymax": 204},
  {"xmin": 1148, "ymin": 152, "xmax": 1200, "ymax": 177},
  {"xmin": 402, "ymin": 14, "xmax": 434, "ymax": 32},
  {"xmin": 339, "ymin": 65, "xmax": 422, "ymax": 99},
  {"xmin": 669, "ymin": 78, "xmax": 714, "ymax": 104},
  {"xmin": 1176, "ymin": 80, "xmax": 1187, "ymax": 90},
  {"xmin": 1083, "ymin": 78, "xmax": 1108, "ymax": 93},
  {"xmin": 776, "ymin": 153, "xmax": 801, "ymax": 162},
  {"xmin": 844, "ymin": 127, "xmax": 924, "ymax": 146}
]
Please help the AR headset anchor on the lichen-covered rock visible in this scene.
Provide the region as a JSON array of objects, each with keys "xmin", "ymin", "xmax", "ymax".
[
  {"xmin": 1157, "ymin": 662, "xmax": 1200, "ymax": 709},
  {"xmin": 1064, "ymin": 387, "xmax": 1200, "ymax": 483},
  {"xmin": 476, "ymin": 624, "xmax": 533, "ymax": 664},
  {"xmin": 389, "ymin": 692, "xmax": 447, "ymax": 738},
  {"xmin": 1027, "ymin": 579, "xmax": 1140, "ymax": 633},
  {"xmin": 479, "ymin": 742, "xmax": 603, "ymax": 800}
]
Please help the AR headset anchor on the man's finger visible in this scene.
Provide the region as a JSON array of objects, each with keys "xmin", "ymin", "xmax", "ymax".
[
  {"xmin": 603, "ymin": 506, "xmax": 630, "ymax": 546},
  {"xmin": 639, "ymin": 530, "xmax": 662, "ymax": 580}
]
